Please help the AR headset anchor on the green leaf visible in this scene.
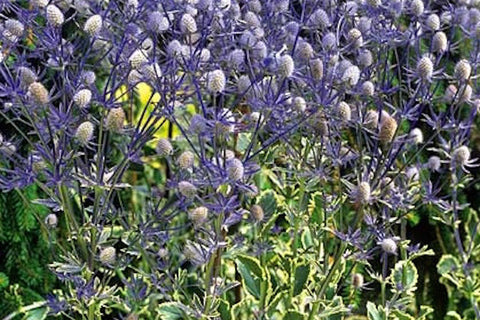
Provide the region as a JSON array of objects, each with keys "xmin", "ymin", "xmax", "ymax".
[
  {"xmin": 437, "ymin": 255, "xmax": 460, "ymax": 275},
  {"xmin": 258, "ymin": 190, "xmax": 277, "ymax": 216},
  {"xmin": 235, "ymin": 255, "xmax": 265, "ymax": 299},
  {"xmin": 218, "ymin": 299, "xmax": 231, "ymax": 320},
  {"xmin": 293, "ymin": 263, "xmax": 310, "ymax": 296},
  {"xmin": 0, "ymin": 272, "xmax": 9, "ymax": 289},
  {"xmin": 366, "ymin": 302, "xmax": 386, "ymax": 320},
  {"xmin": 23, "ymin": 307, "xmax": 47, "ymax": 320},
  {"xmin": 390, "ymin": 261, "xmax": 418, "ymax": 295},
  {"xmin": 391, "ymin": 310, "xmax": 415, "ymax": 320},
  {"xmin": 283, "ymin": 311, "xmax": 305, "ymax": 320},
  {"xmin": 158, "ymin": 302, "xmax": 187, "ymax": 320},
  {"xmin": 445, "ymin": 311, "xmax": 463, "ymax": 320}
]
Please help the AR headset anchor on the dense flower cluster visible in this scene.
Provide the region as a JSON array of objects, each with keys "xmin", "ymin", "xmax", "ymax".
[{"xmin": 1, "ymin": 0, "xmax": 480, "ymax": 319}]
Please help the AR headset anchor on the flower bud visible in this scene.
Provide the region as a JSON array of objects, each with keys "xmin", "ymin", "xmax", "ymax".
[
  {"xmin": 31, "ymin": 0, "xmax": 48, "ymax": 8},
  {"xmin": 99, "ymin": 246, "xmax": 116, "ymax": 265},
  {"xmin": 342, "ymin": 65, "xmax": 360, "ymax": 86},
  {"xmin": 278, "ymin": 54, "xmax": 295, "ymax": 78},
  {"xmin": 444, "ymin": 84, "xmax": 457, "ymax": 103},
  {"xmin": 297, "ymin": 40, "xmax": 314, "ymax": 61},
  {"xmin": 18, "ymin": 67, "xmax": 37, "ymax": 87},
  {"xmin": 348, "ymin": 28, "xmax": 363, "ymax": 49},
  {"xmin": 129, "ymin": 49, "xmax": 148, "ymax": 69},
  {"xmin": 338, "ymin": 102, "xmax": 352, "ymax": 121},
  {"xmin": 75, "ymin": 121, "xmax": 95, "ymax": 145},
  {"xmin": 409, "ymin": 128, "xmax": 423, "ymax": 144},
  {"xmin": 410, "ymin": 0, "xmax": 424, "ymax": 17},
  {"xmin": 207, "ymin": 69, "xmax": 226, "ymax": 93},
  {"xmin": 46, "ymin": 5, "xmax": 64, "ymax": 27},
  {"xmin": 250, "ymin": 204, "xmax": 264, "ymax": 221},
  {"xmin": 453, "ymin": 146, "xmax": 470, "ymax": 166},
  {"xmin": 361, "ymin": 81, "xmax": 375, "ymax": 96},
  {"xmin": 156, "ymin": 138, "xmax": 173, "ymax": 157},
  {"xmin": 354, "ymin": 181, "xmax": 371, "ymax": 204},
  {"xmin": 431, "ymin": 32, "xmax": 447, "ymax": 54},
  {"xmin": 425, "ymin": 14, "xmax": 440, "ymax": 31},
  {"xmin": 28, "ymin": 82, "xmax": 49, "ymax": 105},
  {"xmin": 178, "ymin": 181, "xmax": 197, "ymax": 198},
  {"xmin": 309, "ymin": 58, "xmax": 324, "ymax": 80},
  {"xmin": 45, "ymin": 213, "xmax": 58, "ymax": 228},
  {"xmin": 427, "ymin": 156, "xmax": 441, "ymax": 171},
  {"xmin": 177, "ymin": 151, "xmax": 195, "ymax": 169},
  {"xmin": 380, "ymin": 238, "xmax": 397, "ymax": 254},
  {"xmin": 417, "ymin": 56, "xmax": 433, "ymax": 81},
  {"xmin": 364, "ymin": 110, "xmax": 379, "ymax": 129},
  {"xmin": 5, "ymin": 19, "xmax": 24, "ymax": 38},
  {"xmin": 357, "ymin": 49, "xmax": 373, "ymax": 68},
  {"xmin": 84, "ymin": 14, "xmax": 103, "ymax": 36},
  {"xmin": 379, "ymin": 116, "xmax": 398, "ymax": 144},
  {"xmin": 293, "ymin": 97, "xmax": 307, "ymax": 113},
  {"xmin": 454, "ymin": 59, "xmax": 471, "ymax": 82},
  {"xmin": 106, "ymin": 108, "xmax": 125, "ymax": 132},
  {"xmin": 189, "ymin": 206, "xmax": 208, "ymax": 225},
  {"xmin": 73, "ymin": 89, "xmax": 92, "ymax": 108},
  {"xmin": 227, "ymin": 158, "xmax": 244, "ymax": 181},
  {"xmin": 352, "ymin": 273, "xmax": 364, "ymax": 289},
  {"xmin": 246, "ymin": 184, "xmax": 259, "ymax": 197},
  {"xmin": 180, "ymin": 13, "xmax": 197, "ymax": 34}
]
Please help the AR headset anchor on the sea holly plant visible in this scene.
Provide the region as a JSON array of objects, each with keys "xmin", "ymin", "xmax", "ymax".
[{"xmin": 1, "ymin": 0, "xmax": 480, "ymax": 319}]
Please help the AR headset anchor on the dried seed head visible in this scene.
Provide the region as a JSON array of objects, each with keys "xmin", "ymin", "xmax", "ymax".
[
  {"xmin": 73, "ymin": 89, "xmax": 92, "ymax": 108},
  {"xmin": 45, "ymin": 213, "xmax": 58, "ymax": 228},
  {"xmin": 46, "ymin": 5, "xmax": 64, "ymax": 27},
  {"xmin": 278, "ymin": 54, "xmax": 295, "ymax": 78},
  {"xmin": 106, "ymin": 108, "xmax": 125, "ymax": 132},
  {"xmin": 379, "ymin": 116, "xmax": 398, "ymax": 144},
  {"xmin": 431, "ymin": 31, "xmax": 448, "ymax": 54},
  {"xmin": 156, "ymin": 138, "xmax": 173, "ymax": 157},
  {"xmin": 129, "ymin": 49, "xmax": 148, "ymax": 69},
  {"xmin": 28, "ymin": 82, "xmax": 49, "ymax": 104},
  {"xmin": 352, "ymin": 273, "xmax": 364, "ymax": 289},
  {"xmin": 5, "ymin": 19, "xmax": 24, "ymax": 37},
  {"xmin": 354, "ymin": 181, "xmax": 371, "ymax": 204},
  {"xmin": 227, "ymin": 158, "xmax": 244, "ymax": 181},
  {"xmin": 189, "ymin": 206, "xmax": 208, "ymax": 225},
  {"xmin": 416, "ymin": 56, "xmax": 434, "ymax": 81},
  {"xmin": 207, "ymin": 69, "xmax": 226, "ymax": 93},
  {"xmin": 409, "ymin": 128, "xmax": 423, "ymax": 144},
  {"xmin": 427, "ymin": 156, "xmax": 441, "ymax": 171},
  {"xmin": 99, "ymin": 246, "xmax": 116, "ymax": 265},
  {"xmin": 84, "ymin": 14, "xmax": 103, "ymax": 36},
  {"xmin": 180, "ymin": 13, "xmax": 197, "ymax": 34},
  {"xmin": 454, "ymin": 59, "xmax": 472, "ymax": 81},
  {"xmin": 250, "ymin": 204, "xmax": 264, "ymax": 222},
  {"xmin": 361, "ymin": 81, "xmax": 375, "ymax": 96},
  {"xmin": 75, "ymin": 121, "xmax": 95, "ymax": 145},
  {"xmin": 178, "ymin": 151, "xmax": 195, "ymax": 169},
  {"xmin": 453, "ymin": 146, "xmax": 470, "ymax": 166},
  {"xmin": 309, "ymin": 58, "xmax": 324, "ymax": 80},
  {"xmin": 425, "ymin": 13, "xmax": 440, "ymax": 31},
  {"xmin": 410, "ymin": 0, "xmax": 424, "ymax": 17},
  {"xmin": 338, "ymin": 102, "xmax": 352, "ymax": 121},
  {"xmin": 178, "ymin": 181, "xmax": 197, "ymax": 198},
  {"xmin": 380, "ymin": 238, "xmax": 397, "ymax": 254},
  {"xmin": 342, "ymin": 65, "xmax": 360, "ymax": 86}
]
